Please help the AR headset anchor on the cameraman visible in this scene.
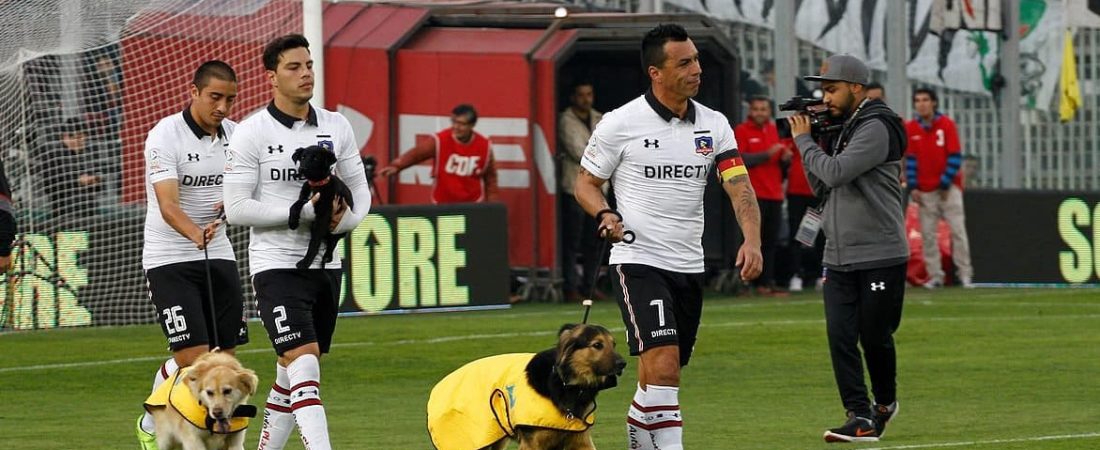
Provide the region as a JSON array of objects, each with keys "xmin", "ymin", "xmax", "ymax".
[{"xmin": 787, "ymin": 55, "xmax": 908, "ymax": 443}]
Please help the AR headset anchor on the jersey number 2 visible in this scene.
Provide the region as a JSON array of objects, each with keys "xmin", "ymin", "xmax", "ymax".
[
  {"xmin": 273, "ymin": 306, "xmax": 291, "ymax": 334},
  {"xmin": 650, "ymin": 299, "xmax": 666, "ymax": 327}
]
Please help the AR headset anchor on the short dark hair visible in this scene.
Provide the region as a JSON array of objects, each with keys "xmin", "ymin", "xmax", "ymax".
[
  {"xmin": 641, "ymin": 24, "xmax": 690, "ymax": 73},
  {"xmin": 747, "ymin": 95, "xmax": 773, "ymax": 107},
  {"xmin": 866, "ymin": 81, "xmax": 884, "ymax": 91},
  {"xmin": 571, "ymin": 79, "xmax": 594, "ymax": 93},
  {"xmin": 912, "ymin": 87, "xmax": 938, "ymax": 104},
  {"xmin": 193, "ymin": 60, "xmax": 237, "ymax": 90},
  {"xmin": 62, "ymin": 117, "xmax": 86, "ymax": 136},
  {"xmin": 263, "ymin": 34, "xmax": 310, "ymax": 71},
  {"xmin": 452, "ymin": 104, "xmax": 478, "ymax": 124}
]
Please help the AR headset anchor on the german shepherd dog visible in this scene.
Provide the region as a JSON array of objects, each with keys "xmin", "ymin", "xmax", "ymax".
[
  {"xmin": 287, "ymin": 145, "xmax": 353, "ymax": 269},
  {"xmin": 427, "ymin": 324, "xmax": 627, "ymax": 450}
]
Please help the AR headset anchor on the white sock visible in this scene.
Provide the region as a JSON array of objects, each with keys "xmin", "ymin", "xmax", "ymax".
[
  {"xmin": 627, "ymin": 384, "xmax": 657, "ymax": 450},
  {"xmin": 257, "ymin": 364, "xmax": 295, "ymax": 450},
  {"xmin": 141, "ymin": 357, "xmax": 178, "ymax": 434},
  {"xmin": 646, "ymin": 385, "xmax": 683, "ymax": 450},
  {"xmin": 287, "ymin": 355, "xmax": 331, "ymax": 450}
]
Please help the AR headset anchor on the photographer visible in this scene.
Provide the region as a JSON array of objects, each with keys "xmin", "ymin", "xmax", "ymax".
[{"xmin": 787, "ymin": 54, "xmax": 908, "ymax": 443}]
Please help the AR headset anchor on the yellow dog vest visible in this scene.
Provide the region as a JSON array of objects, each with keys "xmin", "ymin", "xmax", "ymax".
[
  {"xmin": 143, "ymin": 368, "xmax": 251, "ymax": 434},
  {"xmin": 426, "ymin": 353, "xmax": 596, "ymax": 450}
]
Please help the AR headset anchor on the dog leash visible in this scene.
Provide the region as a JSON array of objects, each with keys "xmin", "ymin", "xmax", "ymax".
[
  {"xmin": 202, "ymin": 212, "xmax": 226, "ymax": 351},
  {"xmin": 581, "ymin": 215, "xmax": 635, "ymax": 324}
]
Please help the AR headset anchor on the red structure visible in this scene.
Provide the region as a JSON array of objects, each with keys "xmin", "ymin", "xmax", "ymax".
[{"xmin": 121, "ymin": 2, "xmax": 739, "ymax": 279}]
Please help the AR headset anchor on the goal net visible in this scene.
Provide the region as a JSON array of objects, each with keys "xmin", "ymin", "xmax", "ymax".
[{"xmin": 0, "ymin": 0, "xmax": 302, "ymax": 330}]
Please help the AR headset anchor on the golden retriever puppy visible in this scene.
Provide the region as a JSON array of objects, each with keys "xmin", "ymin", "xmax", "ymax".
[
  {"xmin": 428, "ymin": 323, "xmax": 627, "ymax": 450},
  {"xmin": 144, "ymin": 352, "xmax": 259, "ymax": 450}
]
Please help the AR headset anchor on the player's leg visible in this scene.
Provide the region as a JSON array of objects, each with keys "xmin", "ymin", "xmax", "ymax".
[
  {"xmin": 255, "ymin": 269, "xmax": 318, "ymax": 450},
  {"xmin": 277, "ymin": 269, "xmax": 341, "ymax": 450},
  {"xmin": 858, "ymin": 263, "xmax": 906, "ymax": 436},
  {"xmin": 613, "ymin": 264, "xmax": 682, "ymax": 450},
  {"xmin": 139, "ymin": 262, "xmax": 212, "ymax": 445},
  {"xmin": 210, "ymin": 259, "xmax": 245, "ymax": 353},
  {"xmin": 637, "ymin": 270, "xmax": 703, "ymax": 450}
]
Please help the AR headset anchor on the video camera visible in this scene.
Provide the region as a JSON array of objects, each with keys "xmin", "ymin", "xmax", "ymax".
[{"xmin": 775, "ymin": 97, "xmax": 844, "ymax": 139}]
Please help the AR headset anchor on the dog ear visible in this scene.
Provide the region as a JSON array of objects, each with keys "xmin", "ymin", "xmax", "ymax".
[
  {"xmin": 187, "ymin": 358, "xmax": 212, "ymax": 386},
  {"xmin": 237, "ymin": 368, "xmax": 259, "ymax": 395},
  {"xmin": 292, "ymin": 147, "xmax": 305, "ymax": 163},
  {"xmin": 558, "ymin": 323, "xmax": 578, "ymax": 340},
  {"xmin": 321, "ymin": 149, "xmax": 337, "ymax": 166}
]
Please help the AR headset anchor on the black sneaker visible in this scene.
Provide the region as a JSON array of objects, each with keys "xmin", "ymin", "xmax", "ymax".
[
  {"xmin": 873, "ymin": 401, "xmax": 899, "ymax": 437},
  {"xmin": 823, "ymin": 414, "xmax": 879, "ymax": 443}
]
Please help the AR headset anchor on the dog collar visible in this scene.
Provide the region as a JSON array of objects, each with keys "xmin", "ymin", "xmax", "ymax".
[{"xmin": 308, "ymin": 177, "xmax": 331, "ymax": 188}]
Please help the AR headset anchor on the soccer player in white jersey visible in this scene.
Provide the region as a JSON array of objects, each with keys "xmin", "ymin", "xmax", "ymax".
[
  {"xmin": 223, "ymin": 34, "xmax": 369, "ymax": 450},
  {"xmin": 576, "ymin": 24, "xmax": 764, "ymax": 450},
  {"xmin": 136, "ymin": 60, "xmax": 244, "ymax": 449}
]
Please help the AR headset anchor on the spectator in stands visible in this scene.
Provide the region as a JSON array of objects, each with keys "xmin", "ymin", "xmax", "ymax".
[
  {"xmin": 378, "ymin": 104, "xmax": 498, "ymax": 203},
  {"xmin": 734, "ymin": 96, "xmax": 790, "ymax": 296},
  {"xmin": 558, "ymin": 80, "xmax": 604, "ymax": 302},
  {"xmin": 41, "ymin": 117, "xmax": 101, "ymax": 231},
  {"xmin": 86, "ymin": 48, "xmax": 123, "ymax": 141},
  {"xmin": 865, "ymin": 82, "xmax": 885, "ymax": 102},
  {"xmin": 785, "ymin": 140, "xmax": 825, "ymax": 292},
  {"xmin": 905, "ymin": 88, "xmax": 974, "ymax": 288}
]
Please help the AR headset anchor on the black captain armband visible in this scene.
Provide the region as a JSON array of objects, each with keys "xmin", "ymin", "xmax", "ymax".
[
  {"xmin": 0, "ymin": 210, "xmax": 15, "ymax": 257},
  {"xmin": 595, "ymin": 208, "xmax": 622, "ymax": 223}
]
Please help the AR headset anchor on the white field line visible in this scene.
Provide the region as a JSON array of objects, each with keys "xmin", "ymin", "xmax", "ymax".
[
  {"xmin": 863, "ymin": 431, "xmax": 1100, "ymax": 449},
  {"xmin": 2, "ymin": 313, "xmax": 1098, "ymax": 374}
]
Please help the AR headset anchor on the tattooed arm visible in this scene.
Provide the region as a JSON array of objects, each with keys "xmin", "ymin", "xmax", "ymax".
[
  {"xmin": 721, "ymin": 173, "xmax": 763, "ymax": 281},
  {"xmin": 575, "ymin": 166, "xmax": 624, "ymax": 242}
]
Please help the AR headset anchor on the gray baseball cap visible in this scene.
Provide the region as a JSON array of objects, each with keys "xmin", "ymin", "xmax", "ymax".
[{"xmin": 803, "ymin": 54, "xmax": 870, "ymax": 85}]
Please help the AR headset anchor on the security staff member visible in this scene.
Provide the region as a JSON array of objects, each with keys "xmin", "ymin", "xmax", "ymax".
[{"xmin": 788, "ymin": 54, "xmax": 907, "ymax": 443}]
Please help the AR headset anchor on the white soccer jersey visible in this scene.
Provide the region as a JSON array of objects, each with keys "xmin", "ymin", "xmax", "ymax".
[
  {"xmin": 143, "ymin": 109, "xmax": 236, "ymax": 270},
  {"xmin": 581, "ymin": 92, "xmax": 738, "ymax": 273},
  {"xmin": 223, "ymin": 102, "xmax": 369, "ymax": 276}
]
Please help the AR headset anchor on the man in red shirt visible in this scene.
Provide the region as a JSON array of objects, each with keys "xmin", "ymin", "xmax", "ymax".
[
  {"xmin": 735, "ymin": 96, "xmax": 791, "ymax": 295},
  {"xmin": 379, "ymin": 104, "xmax": 498, "ymax": 203},
  {"xmin": 905, "ymin": 88, "xmax": 973, "ymax": 288},
  {"xmin": 785, "ymin": 139, "xmax": 825, "ymax": 292}
]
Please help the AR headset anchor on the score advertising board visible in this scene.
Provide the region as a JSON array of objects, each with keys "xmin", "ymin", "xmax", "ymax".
[
  {"xmin": 967, "ymin": 190, "xmax": 1100, "ymax": 285},
  {"xmin": 339, "ymin": 203, "xmax": 511, "ymax": 314}
]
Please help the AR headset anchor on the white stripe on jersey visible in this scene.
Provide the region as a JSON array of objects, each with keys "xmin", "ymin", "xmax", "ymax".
[
  {"xmin": 581, "ymin": 94, "xmax": 737, "ymax": 273},
  {"xmin": 142, "ymin": 112, "xmax": 235, "ymax": 270}
]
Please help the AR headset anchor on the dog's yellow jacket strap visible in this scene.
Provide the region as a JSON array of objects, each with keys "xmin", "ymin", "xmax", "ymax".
[
  {"xmin": 427, "ymin": 353, "xmax": 596, "ymax": 450},
  {"xmin": 143, "ymin": 368, "xmax": 250, "ymax": 434}
]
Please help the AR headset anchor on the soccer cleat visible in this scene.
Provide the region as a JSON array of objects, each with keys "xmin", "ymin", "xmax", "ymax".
[
  {"xmin": 873, "ymin": 401, "xmax": 899, "ymax": 437},
  {"xmin": 136, "ymin": 415, "xmax": 157, "ymax": 450},
  {"xmin": 823, "ymin": 414, "xmax": 879, "ymax": 443}
]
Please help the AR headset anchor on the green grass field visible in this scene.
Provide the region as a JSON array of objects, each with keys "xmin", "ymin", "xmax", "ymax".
[{"xmin": 1, "ymin": 288, "xmax": 1098, "ymax": 449}]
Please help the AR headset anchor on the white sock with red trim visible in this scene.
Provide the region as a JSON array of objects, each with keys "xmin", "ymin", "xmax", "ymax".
[
  {"xmin": 140, "ymin": 357, "xmax": 179, "ymax": 434},
  {"xmin": 287, "ymin": 354, "xmax": 330, "ymax": 450},
  {"xmin": 257, "ymin": 363, "xmax": 295, "ymax": 450},
  {"xmin": 627, "ymin": 384, "xmax": 657, "ymax": 450},
  {"xmin": 646, "ymin": 385, "xmax": 684, "ymax": 450}
]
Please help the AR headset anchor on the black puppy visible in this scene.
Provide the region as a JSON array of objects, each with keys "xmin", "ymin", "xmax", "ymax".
[{"xmin": 288, "ymin": 145, "xmax": 354, "ymax": 269}]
